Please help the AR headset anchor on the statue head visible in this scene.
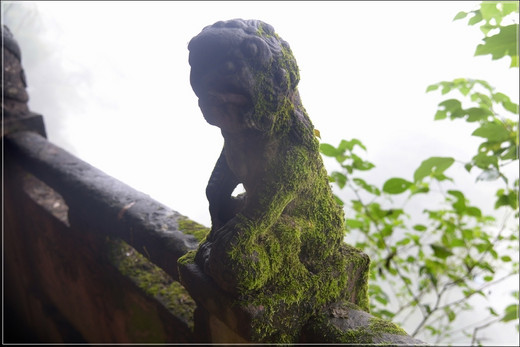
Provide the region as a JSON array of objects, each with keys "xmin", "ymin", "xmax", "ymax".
[{"xmin": 188, "ymin": 19, "xmax": 301, "ymax": 134}]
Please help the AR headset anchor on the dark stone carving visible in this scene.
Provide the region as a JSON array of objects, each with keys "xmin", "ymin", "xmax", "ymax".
[
  {"xmin": 186, "ymin": 19, "xmax": 371, "ymax": 341},
  {"xmin": 2, "ymin": 25, "xmax": 46, "ymax": 137},
  {"xmin": 2, "ymin": 25, "xmax": 30, "ymax": 118}
]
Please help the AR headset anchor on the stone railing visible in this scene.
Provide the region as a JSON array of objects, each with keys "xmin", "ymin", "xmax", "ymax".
[{"xmin": 3, "ymin": 25, "xmax": 426, "ymax": 344}]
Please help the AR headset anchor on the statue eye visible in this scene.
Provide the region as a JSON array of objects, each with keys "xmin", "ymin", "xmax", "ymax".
[
  {"xmin": 224, "ymin": 60, "xmax": 236, "ymax": 72},
  {"xmin": 242, "ymin": 42, "xmax": 258, "ymax": 58}
]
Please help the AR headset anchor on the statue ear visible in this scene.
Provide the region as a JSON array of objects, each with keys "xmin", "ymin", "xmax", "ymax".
[
  {"xmin": 280, "ymin": 42, "xmax": 300, "ymax": 89},
  {"xmin": 274, "ymin": 63, "xmax": 299, "ymax": 92}
]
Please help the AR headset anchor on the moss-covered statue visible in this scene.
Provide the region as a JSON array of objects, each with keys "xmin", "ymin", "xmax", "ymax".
[{"xmin": 187, "ymin": 19, "xmax": 370, "ymax": 342}]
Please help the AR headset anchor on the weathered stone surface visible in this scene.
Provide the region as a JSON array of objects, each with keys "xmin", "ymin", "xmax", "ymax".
[
  {"xmin": 4, "ymin": 163, "xmax": 194, "ymax": 343},
  {"xmin": 2, "ymin": 25, "xmax": 46, "ymax": 137},
  {"xmin": 5, "ymin": 130, "xmax": 199, "ymax": 281},
  {"xmin": 2, "ymin": 25, "xmax": 31, "ymax": 119},
  {"xmin": 178, "ymin": 260, "xmax": 253, "ymax": 342},
  {"xmin": 301, "ymin": 301, "xmax": 427, "ymax": 345}
]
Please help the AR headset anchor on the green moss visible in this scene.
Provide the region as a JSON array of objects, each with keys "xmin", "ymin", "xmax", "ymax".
[
  {"xmin": 255, "ymin": 22, "xmax": 281, "ymax": 41},
  {"xmin": 177, "ymin": 216, "xmax": 210, "ymax": 242},
  {"xmin": 108, "ymin": 239, "xmax": 196, "ymax": 328},
  {"xmin": 306, "ymin": 302, "xmax": 407, "ymax": 343},
  {"xmin": 368, "ymin": 316, "xmax": 407, "ymax": 336},
  {"xmin": 177, "ymin": 249, "xmax": 196, "ymax": 267}
]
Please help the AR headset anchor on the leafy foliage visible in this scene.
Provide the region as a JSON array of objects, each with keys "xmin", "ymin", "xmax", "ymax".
[
  {"xmin": 320, "ymin": 2, "xmax": 519, "ymax": 345},
  {"xmin": 454, "ymin": 1, "xmax": 519, "ymax": 67}
]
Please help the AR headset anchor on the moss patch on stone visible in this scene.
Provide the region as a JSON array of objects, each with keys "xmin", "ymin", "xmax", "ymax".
[
  {"xmin": 303, "ymin": 301, "xmax": 408, "ymax": 343},
  {"xmin": 368, "ymin": 316, "xmax": 408, "ymax": 336},
  {"xmin": 177, "ymin": 249, "xmax": 197, "ymax": 267},
  {"xmin": 108, "ymin": 238, "xmax": 196, "ymax": 329},
  {"xmin": 177, "ymin": 216, "xmax": 210, "ymax": 243}
]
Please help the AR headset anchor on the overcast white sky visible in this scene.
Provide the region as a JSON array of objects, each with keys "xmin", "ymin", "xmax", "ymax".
[{"xmin": 3, "ymin": 1, "xmax": 519, "ymax": 344}]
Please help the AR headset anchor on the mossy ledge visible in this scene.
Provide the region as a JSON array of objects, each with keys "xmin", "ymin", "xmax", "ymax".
[
  {"xmin": 177, "ymin": 216, "xmax": 210, "ymax": 243},
  {"xmin": 300, "ymin": 301, "xmax": 427, "ymax": 344},
  {"xmin": 109, "ymin": 238, "xmax": 196, "ymax": 329}
]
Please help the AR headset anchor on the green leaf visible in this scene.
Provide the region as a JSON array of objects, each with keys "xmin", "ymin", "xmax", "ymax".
[
  {"xmin": 383, "ymin": 178, "xmax": 412, "ymax": 195},
  {"xmin": 483, "ymin": 275, "xmax": 494, "ymax": 282},
  {"xmin": 409, "ymin": 182, "xmax": 430, "ymax": 195},
  {"xmin": 377, "ymin": 309, "xmax": 395, "ymax": 319},
  {"xmin": 495, "ymin": 189, "xmax": 519, "ymax": 209},
  {"xmin": 414, "ymin": 157, "xmax": 455, "ymax": 182},
  {"xmin": 320, "ymin": 143, "xmax": 340, "ymax": 157},
  {"xmin": 448, "ymin": 189, "xmax": 467, "ymax": 213},
  {"xmin": 492, "ymin": 91, "xmax": 511, "ymax": 103},
  {"xmin": 353, "ymin": 178, "xmax": 381, "ymax": 196},
  {"xmin": 462, "ymin": 228, "xmax": 474, "ymax": 239},
  {"xmin": 468, "ymin": 10, "xmax": 483, "ymax": 25},
  {"xmin": 340, "ymin": 138, "xmax": 367, "ymax": 152},
  {"xmin": 438, "ymin": 99, "xmax": 464, "ymax": 119},
  {"xmin": 426, "ymin": 84, "xmax": 440, "ymax": 92},
  {"xmin": 351, "ymin": 155, "xmax": 375, "ymax": 171},
  {"xmin": 381, "ymin": 225, "xmax": 393, "ymax": 237},
  {"xmin": 488, "ymin": 307, "xmax": 499, "ymax": 317},
  {"xmin": 501, "ymin": 146, "xmax": 518, "ymax": 160},
  {"xmin": 501, "ymin": 304, "xmax": 519, "ymax": 322},
  {"xmin": 346, "ymin": 219, "xmax": 364, "ymax": 229},
  {"xmin": 413, "ymin": 224, "xmax": 427, "ymax": 232},
  {"xmin": 375, "ymin": 295, "xmax": 389, "ymax": 305},
  {"xmin": 396, "ymin": 238, "xmax": 411, "ymax": 246},
  {"xmin": 466, "ymin": 107, "xmax": 493, "ymax": 122},
  {"xmin": 448, "ymin": 189, "xmax": 465, "ymax": 201},
  {"xmin": 502, "ymin": 2, "xmax": 520, "ymax": 16},
  {"xmin": 502, "ymin": 100, "xmax": 519, "ymax": 114},
  {"xmin": 330, "ymin": 171, "xmax": 347, "ymax": 189},
  {"xmin": 430, "ymin": 244, "xmax": 454, "ymax": 259},
  {"xmin": 453, "ymin": 11, "xmax": 468, "ymax": 21},
  {"xmin": 472, "ymin": 152, "xmax": 499, "ymax": 169},
  {"xmin": 337, "ymin": 139, "xmax": 350, "ymax": 152},
  {"xmin": 480, "ymin": 23, "xmax": 495, "ymax": 36},
  {"xmin": 464, "ymin": 289, "xmax": 486, "ymax": 298},
  {"xmin": 472, "ymin": 123, "xmax": 510, "ymax": 142},
  {"xmin": 475, "ymin": 24, "xmax": 519, "ymax": 62},
  {"xmin": 466, "ymin": 206, "xmax": 482, "ymax": 218},
  {"xmin": 434, "ymin": 110, "xmax": 447, "ymax": 120},
  {"xmin": 480, "ymin": 2, "xmax": 502, "ymax": 25},
  {"xmin": 451, "ymin": 238, "xmax": 466, "ymax": 247},
  {"xmin": 501, "ymin": 255, "xmax": 512, "ymax": 262},
  {"xmin": 444, "ymin": 307, "xmax": 456, "ymax": 322}
]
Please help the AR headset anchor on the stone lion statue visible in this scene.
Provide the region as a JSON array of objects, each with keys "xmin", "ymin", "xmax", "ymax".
[{"xmin": 187, "ymin": 19, "xmax": 369, "ymax": 342}]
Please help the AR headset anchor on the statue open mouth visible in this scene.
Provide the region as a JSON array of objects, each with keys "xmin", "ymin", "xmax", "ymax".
[{"xmin": 197, "ymin": 89, "xmax": 253, "ymax": 131}]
